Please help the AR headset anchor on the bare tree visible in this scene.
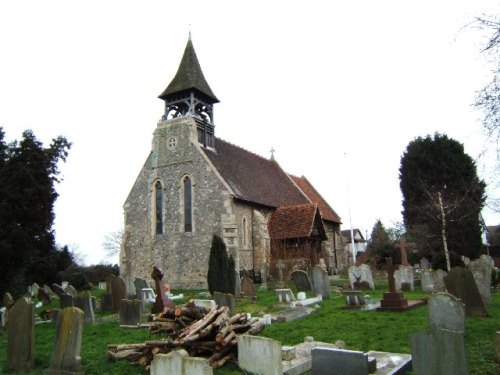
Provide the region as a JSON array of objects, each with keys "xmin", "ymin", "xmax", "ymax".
[{"xmin": 102, "ymin": 229, "xmax": 124, "ymax": 257}]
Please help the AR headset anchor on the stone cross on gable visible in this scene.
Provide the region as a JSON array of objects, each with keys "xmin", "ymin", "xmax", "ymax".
[
  {"xmin": 396, "ymin": 237, "xmax": 409, "ymax": 266},
  {"xmin": 386, "ymin": 257, "xmax": 396, "ymax": 293}
]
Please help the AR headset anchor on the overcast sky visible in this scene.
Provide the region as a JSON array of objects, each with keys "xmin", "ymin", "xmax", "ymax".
[{"xmin": 1, "ymin": 1, "xmax": 499, "ymax": 265}]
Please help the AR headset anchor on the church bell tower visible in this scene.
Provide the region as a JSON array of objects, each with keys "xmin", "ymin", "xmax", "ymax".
[{"xmin": 158, "ymin": 36, "xmax": 219, "ymax": 148}]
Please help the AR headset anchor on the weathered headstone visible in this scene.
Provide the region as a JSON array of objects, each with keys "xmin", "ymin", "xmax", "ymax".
[
  {"xmin": 467, "ymin": 254, "xmax": 494, "ymax": 304},
  {"xmin": 213, "ymin": 292, "xmax": 235, "ymax": 315},
  {"xmin": 7, "ymin": 297, "xmax": 35, "ymax": 372},
  {"xmin": 276, "ymin": 259, "xmax": 286, "ymax": 287},
  {"xmin": 421, "ymin": 269, "xmax": 435, "ymax": 292},
  {"xmin": 410, "ymin": 329, "xmax": 468, "ymax": 375},
  {"xmin": 43, "ymin": 285, "xmax": 58, "ymax": 300},
  {"xmin": 291, "ymin": 270, "xmax": 313, "ymax": 292},
  {"xmin": 3, "ymin": 292, "xmax": 14, "ymax": 309},
  {"xmin": 311, "ymin": 347, "xmax": 373, "ymax": 375},
  {"xmin": 140, "ymin": 287, "xmax": 156, "ymax": 310},
  {"xmin": 45, "ymin": 307, "xmax": 85, "ymax": 375},
  {"xmin": 444, "ymin": 267, "xmax": 488, "ymax": 317},
  {"xmin": 348, "ymin": 265, "xmax": 375, "ymax": 290},
  {"xmin": 51, "ymin": 283, "xmax": 67, "ymax": 299},
  {"xmin": 394, "ymin": 265, "xmax": 414, "ymax": 291},
  {"xmin": 150, "ymin": 349, "xmax": 214, "ymax": 375},
  {"xmin": 428, "ymin": 292, "xmax": 465, "ymax": 334},
  {"xmin": 74, "ymin": 291, "xmax": 95, "ymax": 325},
  {"xmin": 38, "ymin": 287, "xmax": 52, "ymax": 305},
  {"xmin": 60, "ymin": 293, "xmax": 75, "ymax": 309},
  {"xmin": 65, "ymin": 285, "xmax": 77, "ymax": 298},
  {"xmin": 111, "ymin": 276, "xmax": 127, "ymax": 312},
  {"xmin": 238, "ymin": 335, "xmax": 283, "ymax": 375},
  {"xmin": 119, "ymin": 299, "xmax": 142, "ymax": 326},
  {"xmin": 31, "ymin": 282, "xmax": 40, "ymax": 297},
  {"xmin": 240, "ymin": 269, "xmax": 256, "ymax": 299},
  {"xmin": 134, "ymin": 277, "xmax": 150, "ymax": 297},
  {"xmin": 105, "ymin": 274, "xmax": 116, "ymax": 293},
  {"xmin": 311, "ymin": 265, "xmax": 331, "ymax": 299},
  {"xmin": 275, "ymin": 289, "xmax": 296, "ymax": 303},
  {"xmin": 420, "ymin": 257, "xmax": 431, "ymax": 269},
  {"xmin": 259, "ymin": 263, "xmax": 268, "ymax": 291}
]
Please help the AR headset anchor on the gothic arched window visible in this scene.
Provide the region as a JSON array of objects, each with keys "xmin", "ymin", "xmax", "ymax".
[
  {"xmin": 154, "ymin": 180, "xmax": 164, "ymax": 235},
  {"xmin": 183, "ymin": 176, "xmax": 192, "ymax": 232}
]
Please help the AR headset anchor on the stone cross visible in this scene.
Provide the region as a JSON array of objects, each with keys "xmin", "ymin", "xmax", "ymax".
[
  {"xmin": 151, "ymin": 266, "xmax": 175, "ymax": 313},
  {"xmin": 276, "ymin": 259, "xmax": 285, "ymax": 286},
  {"xmin": 386, "ymin": 257, "xmax": 396, "ymax": 293},
  {"xmin": 396, "ymin": 237, "xmax": 409, "ymax": 266}
]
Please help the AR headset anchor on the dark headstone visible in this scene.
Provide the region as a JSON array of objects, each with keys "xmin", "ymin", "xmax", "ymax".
[
  {"xmin": 45, "ymin": 307, "xmax": 85, "ymax": 375},
  {"xmin": 51, "ymin": 283, "xmax": 66, "ymax": 299},
  {"xmin": 151, "ymin": 266, "xmax": 174, "ymax": 313},
  {"xmin": 311, "ymin": 347, "xmax": 372, "ymax": 375},
  {"xmin": 134, "ymin": 277, "xmax": 150, "ymax": 297},
  {"xmin": 3, "ymin": 292, "xmax": 14, "ymax": 309},
  {"xmin": 291, "ymin": 270, "xmax": 313, "ymax": 292},
  {"xmin": 312, "ymin": 265, "xmax": 331, "ymax": 299},
  {"xmin": 105, "ymin": 274, "xmax": 115, "ymax": 294},
  {"xmin": 119, "ymin": 299, "xmax": 142, "ymax": 326},
  {"xmin": 444, "ymin": 267, "xmax": 488, "ymax": 317},
  {"xmin": 7, "ymin": 298, "xmax": 34, "ymax": 372},
  {"xmin": 213, "ymin": 292, "xmax": 235, "ymax": 315},
  {"xmin": 60, "ymin": 293, "xmax": 75, "ymax": 309},
  {"xmin": 100, "ymin": 293, "xmax": 114, "ymax": 312},
  {"xmin": 74, "ymin": 292, "xmax": 95, "ymax": 325},
  {"xmin": 37, "ymin": 288, "xmax": 51, "ymax": 305},
  {"xmin": 111, "ymin": 276, "xmax": 127, "ymax": 312},
  {"xmin": 240, "ymin": 270, "xmax": 256, "ymax": 299}
]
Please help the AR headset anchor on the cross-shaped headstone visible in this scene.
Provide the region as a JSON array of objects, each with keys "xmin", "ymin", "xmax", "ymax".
[
  {"xmin": 151, "ymin": 266, "xmax": 174, "ymax": 313},
  {"xmin": 386, "ymin": 257, "xmax": 396, "ymax": 293},
  {"xmin": 396, "ymin": 237, "xmax": 409, "ymax": 266}
]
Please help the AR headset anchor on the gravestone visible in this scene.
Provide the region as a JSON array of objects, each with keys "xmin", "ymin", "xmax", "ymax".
[
  {"xmin": 105, "ymin": 274, "xmax": 115, "ymax": 293},
  {"xmin": 134, "ymin": 277, "xmax": 150, "ymax": 297},
  {"xmin": 119, "ymin": 299, "xmax": 143, "ymax": 326},
  {"xmin": 444, "ymin": 267, "xmax": 488, "ymax": 317},
  {"xmin": 275, "ymin": 289, "xmax": 296, "ymax": 303},
  {"xmin": 420, "ymin": 257, "xmax": 431, "ymax": 269},
  {"xmin": 61, "ymin": 281, "xmax": 69, "ymax": 289},
  {"xmin": 3, "ymin": 292, "xmax": 14, "ymax": 308},
  {"xmin": 433, "ymin": 269, "xmax": 447, "ymax": 292},
  {"xmin": 311, "ymin": 347, "xmax": 373, "ymax": 375},
  {"xmin": 31, "ymin": 282, "xmax": 40, "ymax": 297},
  {"xmin": 151, "ymin": 266, "xmax": 174, "ymax": 313},
  {"xmin": 43, "ymin": 285, "xmax": 58, "ymax": 300},
  {"xmin": 7, "ymin": 297, "xmax": 34, "ymax": 372},
  {"xmin": 395, "ymin": 237, "xmax": 410, "ymax": 266},
  {"xmin": 240, "ymin": 269, "xmax": 256, "ymax": 299},
  {"xmin": 467, "ymin": 254, "xmax": 494, "ymax": 304},
  {"xmin": 150, "ymin": 349, "xmax": 214, "ymax": 375},
  {"xmin": 45, "ymin": 307, "xmax": 85, "ymax": 375},
  {"xmin": 312, "ymin": 265, "xmax": 331, "ymax": 299},
  {"xmin": 259, "ymin": 263, "xmax": 268, "ymax": 291},
  {"xmin": 140, "ymin": 288, "xmax": 156, "ymax": 310},
  {"xmin": 410, "ymin": 329, "xmax": 468, "ymax": 375},
  {"xmin": 74, "ymin": 291, "xmax": 95, "ymax": 325},
  {"xmin": 124, "ymin": 277, "xmax": 136, "ymax": 298},
  {"xmin": 428, "ymin": 292, "xmax": 465, "ymax": 334},
  {"xmin": 238, "ymin": 335, "xmax": 283, "ymax": 375},
  {"xmin": 213, "ymin": 292, "xmax": 235, "ymax": 315},
  {"xmin": 394, "ymin": 265, "xmax": 414, "ymax": 291},
  {"xmin": 38, "ymin": 287, "xmax": 52, "ymax": 305},
  {"xmin": 60, "ymin": 293, "xmax": 75, "ymax": 309},
  {"xmin": 348, "ymin": 265, "xmax": 375, "ymax": 290},
  {"xmin": 276, "ymin": 259, "xmax": 286, "ymax": 287},
  {"xmin": 291, "ymin": 270, "xmax": 313, "ymax": 292},
  {"xmin": 111, "ymin": 276, "xmax": 127, "ymax": 312},
  {"xmin": 421, "ymin": 270, "xmax": 436, "ymax": 292},
  {"xmin": 51, "ymin": 283, "xmax": 67, "ymax": 299},
  {"xmin": 66, "ymin": 285, "xmax": 77, "ymax": 297}
]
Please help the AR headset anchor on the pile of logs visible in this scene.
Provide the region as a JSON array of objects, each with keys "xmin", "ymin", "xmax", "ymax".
[{"xmin": 107, "ymin": 300, "xmax": 265, "ymax": 370}]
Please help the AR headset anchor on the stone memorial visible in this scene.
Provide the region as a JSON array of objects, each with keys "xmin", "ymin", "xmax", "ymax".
[
  {"xmin": 74, "ymin": 291, "xmax": 95, "ymax": 325},
  {"xmin": 7, "ymin": 297, "xmax": 35, "ymax": 372},
  {"xmin": 31, "ymin": 282, "xmax": 40, "ymax": 297},
  {"xmin": 394, "ymin": 265, "xmax": 414, "ymax": 291},
  {"xmin": 275, "ymin": 289, "xmax": 296, "ymax": 303},
  {"xmin": 420, "ymin": 257, "xmax": 431, "ymax": 270},
  {"xmin": 311, "ymin": 347, "xmax": 374, "ymax": 375},
  {"xmin": 467, "ymin": 254, "xmax": 494, "ymax": 304},
  {"xmin": 66, "ymin": 284, "xmax": 77, "ymax": 297},
  {"xmin": 140, "ymin": 287, "xmax": 156, "ymax": 310},
  {"xmin": 43, "ymin": 285, "xmax": 58, "ymax": 300},
  {"xmin": 150, "ymin": 349, "xmax": 214, "ymax": 375},
  {"xmin": 45, "ymin": 307, "xmax": 85, "ymax": 375},
  {"xmin": 238, "ymin": 335, "xmax": 283, "ymax": 375},
  {"xmin": 38, "ymin": 287, "xmax": 52, "ymax": 305},
  {"xmin": 276, "ymin": 259, "xmax": 286, "ymax": 288},
  {"xmin": 3, "ymin": 292, "xmax": 14, "ymax": 309},
  {"xmin": 348, "ymin": 265, "xmax": 375, "ymax": 290},
  {"xmin": 428, "ymin": 292, "xmax": 465, "ymax": 334},
  {"xmin": 240, "ymin": 269, "xmax": 256, "ymax": 299},
  {"xmin": 444, "ymin": 267, "xmax": 488, "ymax": 317},
  {"xmin": 134, "ymin": 277, "xmax": 151, "ymax": 297},
  {"xmin": 60, "ymin": 293, "xmax": 75, "ymax": 309},
  {"xmin": 291, "ymin": 270, "xmax": 313, "ymax": 292},
  {"xmin": 119, "ymin": 299, "xmax": 143, "ymax": 326},
  {"xmin": 51, "ymin": 283, "xmax": 67, "ymax": 298},
  {"xmin": 151, "ymin": 266, "xmax": 174, "ymax": 313},
  {"xmin": 312, "ymin": 265, "xmax": 331, "ymax": 299},
  {"xmin": 213, "ymin": 292, "xmax": 235, "ymax": 315},
  {"xmin": 111, "ymin": 275, "xmax": 127, "ymax": 312}
]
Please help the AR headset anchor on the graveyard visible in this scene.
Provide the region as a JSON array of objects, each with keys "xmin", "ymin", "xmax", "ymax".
[{"xmin": 0, "ymin": 273, "xmax": 499, "ymax": 375}]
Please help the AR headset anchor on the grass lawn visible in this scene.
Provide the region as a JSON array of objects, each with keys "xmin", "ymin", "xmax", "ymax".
[{"xmin": 0, "ymin": 277, "xmax": 499, "ymax": 374}]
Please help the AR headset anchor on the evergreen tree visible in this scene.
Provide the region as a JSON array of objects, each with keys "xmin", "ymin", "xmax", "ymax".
[
  {"xmin": 365, "ymin": 219, "xmax": 397, "ymax": 268},
  {"xmin": 399, "ymin": 133, "xmax": 486, "ymax": 261},
  {"xmin": 0, "ymin": 128, "xmax": 71, "ymax": 298},
  {"xmin": 207, "ymin": 234, "xmax": 236, "ymax": 295}
]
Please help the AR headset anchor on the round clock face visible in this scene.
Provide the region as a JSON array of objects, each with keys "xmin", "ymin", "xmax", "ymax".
[{"xmin": 167, "ymin": 137, "xmax": 178, "ymax": 150}]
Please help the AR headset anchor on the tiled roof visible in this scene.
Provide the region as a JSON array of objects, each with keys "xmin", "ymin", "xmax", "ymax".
[
  {"xmin": 341, "ymin": 229, "xmax": 366, "ymax": 243},
  {"xmin": 203, "ymin": 138, "xmax": 310, "ymax": 208},
  {"xmin": 290, "ymin": 175, "xmax": 341, "ymax": 224},
  {"xmin": 268, "ymin": 204, "xmax": 326, "ymax": 240},
  {"xmin": 158, "ymin": 38, "xmax": 219, "ymax": 103}
]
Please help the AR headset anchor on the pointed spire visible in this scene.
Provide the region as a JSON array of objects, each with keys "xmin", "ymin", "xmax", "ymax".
[{"xmin": 159, "ymin": 38, "xmax": 219, "ymax": 103}]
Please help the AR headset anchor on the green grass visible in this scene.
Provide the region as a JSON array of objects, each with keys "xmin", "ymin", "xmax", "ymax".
[{"xmin": 0, "ymin": 280, "xmax": 499, "ymax": 374}]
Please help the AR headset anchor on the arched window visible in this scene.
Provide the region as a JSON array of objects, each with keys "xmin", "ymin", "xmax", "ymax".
[
  {"xmin": 183, "ymin": 176, "xmax": 192, "ymax": 232},
  {"xmin": 154, "ymin": 180, "xmax": 163, "ymax": 235}
]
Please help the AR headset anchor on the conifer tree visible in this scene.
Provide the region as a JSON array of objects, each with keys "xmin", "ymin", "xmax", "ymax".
[{"xmin": 207, "ymin": 234, "xmax": 236, "ymax": 295}]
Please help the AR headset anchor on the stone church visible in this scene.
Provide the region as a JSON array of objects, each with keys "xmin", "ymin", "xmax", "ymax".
[{"xmin": 120, "ymin": 38, "xmax": 347, "ymax": 289}]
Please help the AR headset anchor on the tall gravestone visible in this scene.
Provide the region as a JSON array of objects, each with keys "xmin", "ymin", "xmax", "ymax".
[
  {"xmin": 74, "ymin": 291, "xmax": 95, "ymax": 325},
  {"xmin": 240, "ymin": 269, "xmax": 256, "ymax": 299},
  {"xmin": 7, "ymin": 297, "xmax": 35, "ymax": 372},
  {"xmin": 111, "ymin": 276, "xmax": 127, "ymax": 312},
  {"xmin": 312, "ymin": 265, "xmax": 331, "ymax": 299},
  {"xmin": 467, "ymin": 255, "xmax": 494, "ymax": 304},
  {"xmin": 45, "ymin": 307, "xmax": 85, "ymax": 375},
  {"xmin": 444, "ymin": 267, "xmax": 488, "ymax": 317},
  {"xmin": 291, "ymin": 270, "xmax": 313, "ymax": 292}
]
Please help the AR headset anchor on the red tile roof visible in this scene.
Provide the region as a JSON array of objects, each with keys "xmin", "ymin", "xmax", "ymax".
[
  {"xmin": 290, "ymin": 175, "xmax": 342, "ymax": 224},
  {"xmin": 268, "ymin": 204, "xmax": 326, "ymax": 240},
  {"xmin": 204, "ymin": 138, "xmax": 310, "ymax": 208}
]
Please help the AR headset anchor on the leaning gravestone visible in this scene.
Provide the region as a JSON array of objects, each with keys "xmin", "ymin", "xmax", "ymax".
[
  {"xmin": 428, "ymin": 292, "xmax": 465, "ymax": 334},
  {"xmin": 291, "ymin": 270, "xmax": 313, "ymax": 292},
  {"xmin": 7, "ymin": 297, "xmax": 35, "ymax": 372},
  {"xmin": 65, "ymin": 285, "xmax": 77, "ymax": 298},
  {"xmin": 312, "ymin": 265, "xmax": 331, "ymax": 299},
  {"xmin": 51, "ymin": 283, "xmax": 66, "ymax": 298},
  {"xmin": 44, "ymin": 285, "xmax": 58, "ymax": 300},
  {"xmin": 45, "ymin": 307, "xmax": 85, "ymax": 375},
  {"xmin": 444, "ymin": 267, "xmax": 488, "ymax": 317},
  {"xmin": 238, "ymin": 335, "xmax": 283, "ymax": 375},
  {"xmin": 111, "ymin": 276, "xmax": 127, "ymax": 312},
  {"xmin": 467, "ymin": 254, "xmax": 494, "ymax": 304},
  {"xmin": 74, "ymin": 291, "xmax": 95, "ymax": 325},
  {"xmin": 394, "ymin": 265, "xmax": 414, "ymax": 291},
  {"xmin": 348, "ymin": 265, "xmax": 375, "ymax": 290}
]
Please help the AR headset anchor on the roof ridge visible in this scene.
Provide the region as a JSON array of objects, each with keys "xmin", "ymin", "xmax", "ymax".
[{"xmin": 215, "ymin": 137, "xmax": 275, "ymax": 163}]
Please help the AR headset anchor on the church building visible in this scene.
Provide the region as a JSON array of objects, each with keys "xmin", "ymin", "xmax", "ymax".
[{"xmin": 120, "ymin": 37, "xmax": 346, "ymax": 289}]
